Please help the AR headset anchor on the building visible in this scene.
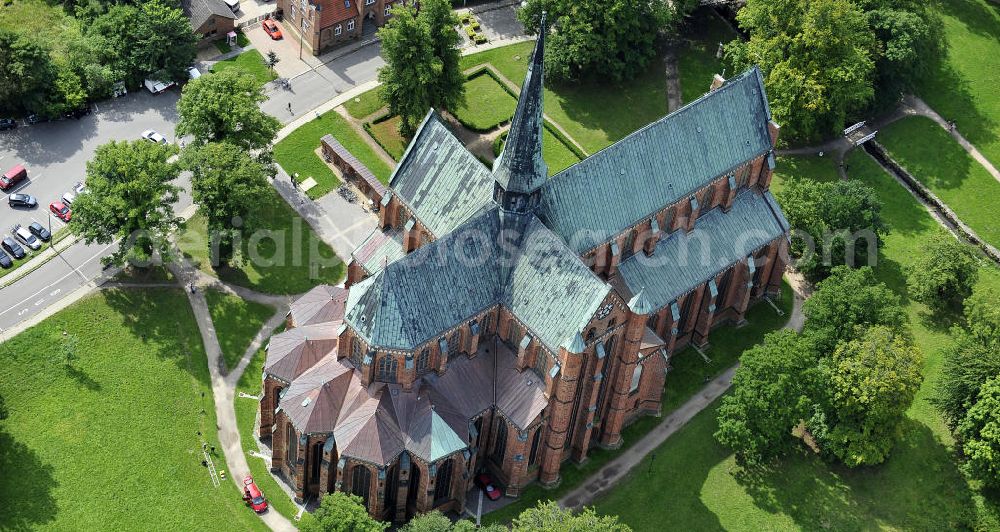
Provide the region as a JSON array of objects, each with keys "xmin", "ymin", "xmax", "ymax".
[
  {"xmin": 259, "ymin": 25, "xmax": 788, "ymax": 522},
  {"xmin": 277, "ymin": 0, "xmax": 400, "ymax": 55},
  {"xmin": 182, "ymin": 0, "xmax": 236, "ymax": 47}
]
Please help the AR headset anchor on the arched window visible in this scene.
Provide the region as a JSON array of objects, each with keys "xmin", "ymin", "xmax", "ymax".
[
  {"xmin": 534, "ymin": 351, "xmax": 547, "ymax": 379},
  {"xmin": 433, "ymin": 459, "xmax": 453, "ymax": 505},
  {"xmin": 474, "ymin": 416, "xmax": 484, "ymax": 447},
  {"xmin": 630, "ymin": 364, "xmax": 643, "ymax": 394},
  {"xmin": 492, "ymin": 420, "xmax": 508, "ymax": 464},
  {"xmin": 377, "ymin": 355, "xmax": 397, "ymax": 382},
  {"xmin": 286, "ymin": 423, "xmax": 297, "ymax": 464},
  {"xmin": 648, "ymin": 313, "xmax": 659, "ymax": 333},
  {"xmin": 595, "ymin": 337, "xmax": 614, "ymax": 417},
  {"xmin": 351, "ymin": 465, "xmax": 372, "ymax": 510},
  {"xmin": 384, "ymin": 464, "xmax": 398, "ymax": 518},
  {"xmin": 528, "ymin": 427, "xmax": 542, "ymax": 466},
  {"xmin": 351, "ymin": 338, "xmax": 363, "ymax": 366},
  {"xmin": 448, "ymin": 332, "xmax": 461, "ymax": 359},
  {"xmin": 586, "ymin": 328, "xmax": 596, "ymax": 342},
  {"xmin": 717, "ymin": 268, "xmax": 734, "ymax": 308},
  {"xmin": 609, "ymin": 318, "xmax": 617, "ymax": 329},
  {"xmin": 417, "ymin": 349, "xmax": 430, "ymax": 373}
]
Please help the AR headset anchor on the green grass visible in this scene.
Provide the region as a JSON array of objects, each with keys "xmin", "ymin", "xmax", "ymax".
[
  {"xmin": 0, "ymin": 0, "xmax": 82, "ymax": 62},
  {"xmin": 677, "ymin": 7, "xmax": 738, "ymax": 104},
  {"xmin": 453, "ymin": 73, "xmax": 518, "ymax": 131},
  {"xmin": 918, "ymin": 0, "xmax": 1000, "ymax": 170},
  {"xmin": 542, "ymin": 127, "xmax": 581, "ymax": 175},
  {"xmin": 771, "ymin": 155, "xmax": 841, "ymax": 196},
  {"xmin": 484, "ymin": 284, "xmax": 793, "ymax": 525},
  {"xmin": 210, "ymin": 49, "xmax": 278, "ymax": 87},
  {"xmin": 366, "ymin": 115, "xmax": 409, "ymax": 161},
  {"xmin": 0, "ymin": 289, "xmax": 267, "ymax": 531},
  {"xmin": 593, "ymin": 150, "xmax": 1000, "ymax": 530},
  {"xmin": 176, "ymin": 188, "xmax": 345, "ymax": 295},
  {"xmin": 204, "ymin": 290, "xmax": 274, "ymax": 372},
  {"xmin": 878, "ymin": 116, "xmax": 1000, "ymax": 249},
  {"xmin": 215, "ymin": 30, "xmax": 252, "ymax": 54},
  {"xmin": 274, "ymin": 109, "xmax": 393, "ymax": 198},
  {"xmin": 344, "ymin": 89, "xmax": 386, "ymax": 120},
  {"xmin": 234, "ymin": 340, "xmax": 300, "ymax": 522}
]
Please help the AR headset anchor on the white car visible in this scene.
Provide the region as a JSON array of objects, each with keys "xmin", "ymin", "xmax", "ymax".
[
  {"xmin": 62, "ymin": 190, "xmax": 76, "ymax": 205},
  {"xmin": 141, "ymin": 130, "xmax": 167, "ymax": 145},
  {"xmin": 13, "ymin": 225, "xmax": 40, "ymax": 251},
  {"xmin": 187, "ymin": 66, "xmax": 202, "ymax": 80}
]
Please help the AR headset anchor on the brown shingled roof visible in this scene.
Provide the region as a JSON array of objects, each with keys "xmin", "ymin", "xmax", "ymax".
[
  {"xmin": 265, "ymin": 324, "xmax": 340, "ymax": 383},
  {"xmin": 289, "ymin": 284, "xmax": 348, "ymax": 327}
]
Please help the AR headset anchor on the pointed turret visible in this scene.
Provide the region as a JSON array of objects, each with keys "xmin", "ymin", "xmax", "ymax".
[
  {"xmin": 628, "ymin": 287, "xmax": 653, "ymax": 315},
  {"xmin": 493, "ymin": 13, "xmax": 548, "ymax": 213}
]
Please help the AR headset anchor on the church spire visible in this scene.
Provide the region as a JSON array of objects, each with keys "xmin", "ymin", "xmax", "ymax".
[{"xmin": 493, "ymin": 13, "xmax": 547, "ymax": 212}]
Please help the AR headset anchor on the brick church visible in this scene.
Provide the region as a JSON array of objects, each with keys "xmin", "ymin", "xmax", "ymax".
[{"xmin": 259, "ymin": 25, "xmax": 788, "ymax": 522}]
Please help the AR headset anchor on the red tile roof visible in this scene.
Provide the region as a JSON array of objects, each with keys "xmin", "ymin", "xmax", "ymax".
[{"xmin": 316, "ymin": 0, "xmax": 358, "ymax": 28}]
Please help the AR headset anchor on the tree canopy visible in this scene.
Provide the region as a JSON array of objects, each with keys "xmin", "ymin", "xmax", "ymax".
[
  {"xmin": 70, "ymin": 140, "xmax": 180, "ymax": 266},
  {"xmin": 0, "ymin": 30, "xmax": 57, "ymax": 115},
  {"xmin": 511, "ymin": 501, "xmax": 632, "ymax": 532},
  {"xmin": 176, "ymin": 69, "xmax": 280, "ymax": 152},
  {"xmin": 402, "ymin": 511, "xmax": 503, "ymax": 531},
  {"xmin": 906, "ymin": 233, "xmax": 980, "ymax": 314},
  {"xmin": 803, "ymin": 266, "xmax": 906, "ymax": 355},
  {"xmin": 299, "ymin": 492, "xmax": 388, "ymax": 532},
  {"xmin": 935, "ymin": 288, "xmax": 1000, "ymax": 429},
  {"xmin": 957, "ymin": 375, "xmax": 1000, "ymax": 489}
]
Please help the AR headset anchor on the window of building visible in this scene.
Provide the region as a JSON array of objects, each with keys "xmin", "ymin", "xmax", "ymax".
[
  {"xmin": 474, "ymin": 416, "xmax": 484, "ymax": 448},
  {"xmin": 594, "ymin": 337, "xmax": 614, "ymax": 416},
  {"xmin": 290, "ymin": 4, "xmax": 297, "ymax": 19},
  {"xmin": 311, "ymin": 441, "xmax": 323, "ymax": 478},
  {"xmin": 448, "ymin": 332, "xmax": 460, "ymax": 359},
  {"xmin": 335, "ymin": 24, "xmax": 342, "ymax": 35},
  {"xmin": 648, "ymin": 312, "xmax": 659, "ymax": 332},
  {"xmin": 433, "ymin": 459, "xmax": 453, "ymax": 504},
  {"xmin": 377, "ymin": 355, "xmax": 397, "ymax": 382},
  {"xmin": 351, "ymin": 465, "xmax": 372, "ymax": 510},
  {"xmin": 416, "ymin": 349, "xmax": 429, "ymax": 373},
  {"xmin": 630, "ymin": 364, "xmax": 643, "ymax": 394},
  {"xmin": 534, "ymin": 351, "xmax": 547, "ymax": 379},
  {"xmin": 506, "ymin": 322, "xmax": 520, "ymax": 348},
  {"xmin": 365, "ymin": 0, "xmax": 374, "ymax": 4},
  {"xmin": 528, "ymin": 427, "xmax": 542, "ymax": 466},
  {"xmin": 717, "ymin": 268, "xmax": 733, "ymax": 307},
  {"xmin": 492, "ymin": 420, "xmax": 508, "ymax": 464},
  {"xmin": 622, "ymin": 230, "xmax": 636, "ymax": 260},
  {"xmin": 351, "ymin": 338, "xmax": 362, "ymax": 365},
  {"xmin": 384, "ymin": 4, "xmax": 391, "ymax": 16},
  {"xmin": 384, "ymin": 464, "xmax": 398, "ymax": 518},
  {"xmin": 752, "ymin": 252, "xmax": 765, "ymax": 287},
  {"xmin": 347, "ymin": 19, "xmax": 355, "ymax": 31},
  {"xmin": 678, "ymin": 294, "xmax": 695, "ymax": 332},
  {"xmin": 286, "ymin": 424, "xmax": 297, "ymax": 463}
]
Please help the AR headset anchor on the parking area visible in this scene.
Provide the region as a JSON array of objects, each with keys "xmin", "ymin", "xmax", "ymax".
[{"xmin": 0, "ymin": 90, "xmax": 181, "ymax": 268}]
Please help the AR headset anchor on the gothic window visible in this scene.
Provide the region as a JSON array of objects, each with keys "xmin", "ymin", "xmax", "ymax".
[
  {"xmin": 351, "ymin": 338, "xmax": 362, "ymax": 366},
  {"xmin": 492, "ymin": 420, "xmax": 508, "ymax": 464},
  {"xmin": 586, "ymin": 328, "xmax": 596, "ymax": 342},
  {"xmin": 416, "ymin": 349, "xmax": 430, "ymax": 373},
  {"xmin": 286, "ymin": 424, "xmax": 297, "ymax": 463},
  {"xmin": 608, "ymin": 318, "xmax": 617, "ymax": 329},
  {"xmin": 752, "ymin": 251, "xmax": 766, "ymax": 287},
  {"xmin": 474, "ymin": 416, "xmax": 484, "ymax": 448},
  {"xmin": 622, "ymin": 230, "xmax": 636, "ymax": 260},
  {"xmin": 311, "ymin": 441, "xmax": 323, "ymax": 478},
  {"xmin": 630, "ymin": 364, "xmax": 643, "ymax": 394},
  {"xmin": 595, "ymin": 337, "xmax": 614, "ymax": 416},
  {"xmin": 648, "ymin": 313, "xmax": 659, "ymax": 332},
  {"xmin": 717, "ymin": 268, "xmax": 734, "ymax": 308},
  {"xmin": 351, "ymin": 465, "xmax": 372, "ymax": 510},
  {"xmin": 534, "ymin": 351, "xmax": 547, "ymax": 379},
  {"xmin": 377, "ymin": 355, "xmax": 398, "ymax": 383},
  {"xmin": 448, "ymin": 332, "xmax": 461, "ymax": 359},
  {"xmin": 506, "ymin": 322, "xmax": 520, "ymax": 348},
  {"xmin": 678, "ymin": 294, "xmax": 694, "ymax": 332},
  {"xmin": 433, "ymin": 459, "xmax": 453, "ymax": 504},
  {"xmin": 384, "ymin": 464, "xmax": 398, "ymax": 517},
  {"xmin": 528, "ymin": 427, "xmax": 542, "ymax": 466}
]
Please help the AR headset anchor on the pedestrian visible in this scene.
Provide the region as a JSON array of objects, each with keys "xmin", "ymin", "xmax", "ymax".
[{"xmin": 287, "ymin": 102, "xmax": 292, "ymax": 114}]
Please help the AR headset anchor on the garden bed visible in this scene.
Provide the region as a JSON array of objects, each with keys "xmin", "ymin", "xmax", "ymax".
[{"xmin": 453, "ymin": 70, "xmax": 518, "ymax": 132}]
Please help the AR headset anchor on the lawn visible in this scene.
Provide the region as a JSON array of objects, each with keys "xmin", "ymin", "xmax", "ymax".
[
  {"xmin": 274, "ymin": 109, "xmax": 393, "ymax": 198},
  {"xmin": 917, "ymin": 0, "xmax": 1000, "ymax": 170},
  {"xmin": 214, "ymin": 30, "xmax": 251, "ymax": 54},
  {"xmin": 234, "ymin": 339, "xmax": 300, "ymax": 522},
  {"xmin": 210, "ymin": 49, "xmax": 278, "ymax": 87},
  {"xmin": 484, "ymin": 282, "xmax": 793, "ymax": 525},
  {"xmin": 878, "ymin": 116, "xmax": 1000, "ymax": 249},
  {"xmin": 0, "ymin": 0, "xmax": 82, "ymax": 62},
  {"xmin": 205, "ymin": 290, "xmax": 274, "ymax": 372},
  {"xmin": 366, "ymin": 115, "xmax": 409, "ymax": 161},
  {"xmin": 176, "ymin": 187, "xmax": 345, "ymax": 295},
  {"xmin": 542, "ymin": 127, "xmax": 581, "ymax": 175},
  {"xmin": 593, "ymin": 149, "xmax": 1000, "ymax": 530},
  {"xmin": 0, "ymin": 289, "xmax": 267, "ymax": 531},
  {"xmin": 677, "ymin": 7, "xmax": 739, "ymax": 105},
  {"xmin": 344, "ymin": 89, "xmax": 386, "ymax": 120},
  {"xmin": 771, "ymin": 154, "xmax": 841, "ymax": 197},
  {"xmin": 453, "ymin": 73, "xmax": 518, "ymax": 132}
]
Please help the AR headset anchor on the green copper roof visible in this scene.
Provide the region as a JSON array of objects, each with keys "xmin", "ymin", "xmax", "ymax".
[
  {"xmin": 538, "ymin": 67, "xmax": 774, "ymax": 253},
  {"xmin": 352, "ymin": 228, "xmax": 405, "ymax": 274},
  {"xmin": 389, "ymin": 111, "xmax": 494, "ymax": 237}
]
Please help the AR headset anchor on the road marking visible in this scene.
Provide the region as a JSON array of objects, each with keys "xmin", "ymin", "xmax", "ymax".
[
  {"xmin": 18, "ymin": 309, "xmax": 27, "ymax": 316},
  {"xmin": 49, "ymin": 289, "xmax": 60, "ymax": 297},
  {"xmin": 0, "ymin": 242, "xmax": 116, "ymax": 319},
  {"xmin": 33, "ymin": 299, "xmax": 43, "ymax": 306}
]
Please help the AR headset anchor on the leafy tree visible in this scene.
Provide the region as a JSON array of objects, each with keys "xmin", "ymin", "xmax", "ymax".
[
  {"xmin": 265, "ymin": 50, "xmax": 280, "ymax": 73},
  {"xmin": 70, "ymin": 140, "xmax": 181, "ymax": 266},
  {"xmin": 50, "ymin": 63, "xmax": 88, "ymax": 115},
  {"xmin": 176, "ymin": 69, "xmax": 280, "ymax": 152},
  {"xmin": 0, "ymin": 30, "xmax": 56, "ymax": 115},
  {"xmin": 419, "ymin": 0, "xmax": 464, "ymax": 113},
  {"xmin": 906, "ymin": 233, "xmax": 980, "ymax": 313},
  {"xmin": 817, "ymin": 325, "xmax": 922, "ymax": 467},
  {"xmin": 518, "ymin": 0, "xmax": 682, "ymax": 83},
  {"xmin": 803, "ymin": 266, "xmax": 906, "ymax": 355},
  {"xmin": 183, "ymin": 142, "xmax": 274, "ymax": 266},
  {"xmin": 298, "ymin": 492, "xmax": 387, "ymax": 532},
  {"xmin": 936, "ymin": 288, "xmax": 1000, "ymax": 429},
  {"xmin": 402, "ymin": 511, "xmax": 504, "ymax": 531},
  {"xmin": 716, "ymin": 330, "xmax": 823, "ymax": 465},
  {"xmin": 512, "ymin": 501, "xmax": 631, "ymax": 532},
  {"xmin": 778, "ymin": 178, "xmax": 886, "ymax": 281},
  {"xmin": 957, "ymin": 376, "xmax": 1000, "ymax": 488},
  {"xmin": 726, "ymin": 0, "xmax": 876, "ymax": 142}
]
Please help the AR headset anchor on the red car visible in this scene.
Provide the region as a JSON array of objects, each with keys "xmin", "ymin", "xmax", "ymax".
[
  {"xmin": 243, "ymin": 475, "xmax": 268, "ymax": 513},
  {"xmin": 475, "ymin": 473, "xmax": 502, "ymax": 501},
  {"xmin": 262, "ymin": 19, "xmax": 283, "ymax": 40},
  {"xmin": 50, "ymin": 201, "xmax": 72, "ymax": 222}
]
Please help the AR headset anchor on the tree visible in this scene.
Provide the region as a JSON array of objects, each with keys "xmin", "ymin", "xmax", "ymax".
[
  {"xmin": 265, "ymin": 50, "xmax": 280, "ymax": 73},
  {"xmin": 511, "ymin": 501, "xmax": 631, "ymax": 532},
  {"xmin": 298, "ymin": 492, "xmax": 387, "ymax": 532},
  {"xmin": 70, "ymin": 140, "xmax": 180, "ymax": 266},
  {"xmin": 518, "ymin": 0, "xmax": 682, "ymax": 83},
  {"xmin": 935, "ymin": 288, "xmax": 1000, "ymax": 429},
  {"xmin": 176, "ymin": 68, "xmax": 280, "ymax": 152},
  {"xmin": 377, "ymin": 0, "xmax": 464, "ymax": 136},
  {"xmin": 906, "ymin": 233, "xmax": 980, "ymax": 313},
  {"xmin": 778, "ymin": 176, "xmax": 887, "ymax": 281},
  {"xmin": 726, "ymin": 0, "xmax": 876, "ymax": 142},
  {"xmin": 183, "ymin": 142, "xmax": 274, "ymax": 266},
  {"xmin": 803, "ymin": 266, "xmax": 906, "ymax": 355},
  {"xmin": 0, "ymin": 30, "xmax": 56, "ymax": 115},
  {"xmin": 957, "ymin": 376, "xmax": 1000, "ymax": 488},
  {"xmin": 817, "ymin": 325, "xmax": 923, "ymax": 467},
  {"xmin": 402, "ymin": 511, "xmax": 504, "ymax": 532},
  {"xmin": 716, "ymin": 330, "xmax": 823, "ymax": 465}
]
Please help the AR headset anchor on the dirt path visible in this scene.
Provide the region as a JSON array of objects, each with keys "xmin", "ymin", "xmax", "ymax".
[{"xmin": 663, "ymin": 46, "xmax": 682, "ymax": 113}]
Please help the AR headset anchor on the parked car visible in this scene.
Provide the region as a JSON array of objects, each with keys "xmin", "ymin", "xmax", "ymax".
[
  {"xmin": 62, "ymin": 190, "xmax": 76, "ymax": 205},
  {"xmin": 50, "ymin": 201, "xmax": 71, "ymax": 222},
  {"xmin": 26, "ymin": 114, "xmax": 49, "ymax": 125},
  {"xmin": 141, "ymin": 130, "xmax": 167, "ymax": 145},
  {"xmin": 13, "ymin": 225, "xmax": 40, "ymax": 251},
  {"xmin": 143, "ymin": 78, "xmax": 176, "ymax": 94},
  {"xmin": 2, "ymin": 236, "xmax": 25, "ymax": 259},
  {"xmin": 188, "ymin": 66, "xmax": 202, "ymax": 80},
  {"xmin": 28, "ymin": 221, "xmax": 51, "ymax": 242},
  {"xmin": 262, "ymin": 19, "xmax": 283, "ymax": 40},
  {"xmin": 0, "ymin": 249, "xmax": 11, "ymax": 269},
  {"xmin": 8, "ymin": 193, "xmax": 37, "ymax": 208},
  {"xmin": 1, "ymin": 164, "xmax": 27, "ymax": 191},
  {"xmin": 242, "ymin": 475, "xmax": 268, "ymax": 513},
  {"xmin": 74, "ymin": 181, "xmax": 87, "ymax": 194},
  {"xmin": 0, "ymin": 118, "xmax": 16, "ymax": 131},
  {"xmin": 475, "ymin": 473, "xmax": 502, "ymax": 501}
]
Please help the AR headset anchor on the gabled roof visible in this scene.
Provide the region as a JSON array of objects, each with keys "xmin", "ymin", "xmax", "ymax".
[
  {"xmin": 289, "ymin": 284, "xmax": 348, "ymax": 327},
  {"xmin": 615, "ymin": 189, "xmax": 787, "ymax": 313},
  {"xmin": 538, "ymin": 67, "xmax": 775, "ymax": 253},
  {"xmin": 318, "ymin": 0, "xmax": 359, "ymax": 28},
  {"xmin": 389, "ymin": 111, "xmax": 495, "ymax": 237},
  {"xmin": 351, "ymin": 228, "xmax": 405, "ymax": 275},
  {"xmin": 181, "ymin": 0, "xmax": 235, "ymax": 31},
  {"xmin": 265, "ymin": 324, "xmax": 340, "ymax": 383}
]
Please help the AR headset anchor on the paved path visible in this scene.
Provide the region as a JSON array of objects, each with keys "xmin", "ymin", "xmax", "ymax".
[
  {"xmin": 558, "ymin": 274, "xmax": 806, "ymax": 511},
  {"xmin": 663, "ymin": 46, "xmax": 682, "ymax": 113}
]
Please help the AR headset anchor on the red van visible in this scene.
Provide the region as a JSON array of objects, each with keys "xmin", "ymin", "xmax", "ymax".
[{"xmin": 1, "ymin": 164, "xmax": 27, "ymax": 191}]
